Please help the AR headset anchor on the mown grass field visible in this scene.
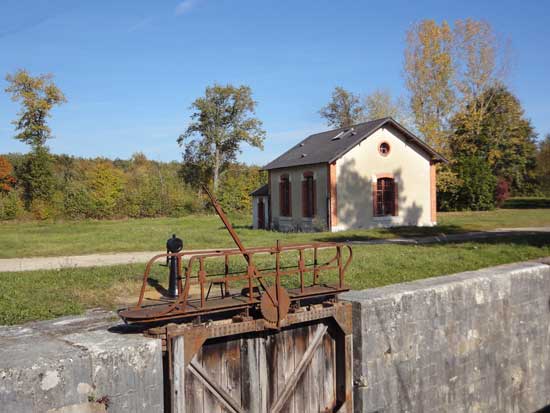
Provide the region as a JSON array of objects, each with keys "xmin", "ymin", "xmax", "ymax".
[
  {"xmin": 0, "ymin": 233, "xmax": 549, "ymax": 325},
  {"xmin": 0, "ymin": 208, "xmax": 549, "ymax": 259}
]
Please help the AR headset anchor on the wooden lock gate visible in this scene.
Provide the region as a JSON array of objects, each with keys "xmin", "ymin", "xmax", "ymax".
[{"xmin": 146, "ymin": 301, "xmax": 353, "ymax": 413}]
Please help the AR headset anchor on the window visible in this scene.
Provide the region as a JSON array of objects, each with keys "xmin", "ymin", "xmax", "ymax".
[
  {"xmin": 279, "ymin": 175, "xmax": 291, "ymax": 217},
  {"xmin": 379, "ymin": 142, "xmax": 390, "ymax": 157},
  {"xmin": 301, "ymin": 172, "xmax": 316, "ymax": 218},
  {"xmin": 374, "ymin": 178, "xmax": 397, "ymax": 216}
]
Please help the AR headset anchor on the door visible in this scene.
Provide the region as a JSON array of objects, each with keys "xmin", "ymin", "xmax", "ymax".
[{"xmin": 258, "ymin": 199, "xmax": 265, "ymax": 229}]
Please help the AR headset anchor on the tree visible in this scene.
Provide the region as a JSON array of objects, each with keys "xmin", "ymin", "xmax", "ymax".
[
  {"xmin": 404, "ymin": 20, "xmax": 455, "ymax": 154},
  {"xmin": 450, "ymin": 84, "xmax": 537, "ymax": 193},
  {"xmin": 536, "ymin": 134, "xmax": 550, "ymax": 195},
  {"xmin": 452, "ymin": 19, "xmax": 509, "ymax": 141},
  {"xmin": 364, "ymin": 89, "xmax": 409, "ymax": 125},
  {"xmin": 177, "ymin": 84, "xmax": 265, "ymax": 191},
  {"xmin": 0, "ymin": 156, "xmax": 16, "ymax": 193},
  {"xmin": 5, "ymin": 69, "xmax": 66, "ymax": 206},
  {"xmin": 319, "ymin": 86, "xmax": 365, "ymax": 129},
  {"xmin": 5, "ymin": 69, "xmax": 66, "ymax": 150}
]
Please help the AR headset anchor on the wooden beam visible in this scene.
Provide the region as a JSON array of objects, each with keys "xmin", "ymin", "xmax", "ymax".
[
  {"xmin": 270, "ymin": 324, "xmax": 328, "ymax": 413},
  {"xmin": 188, "ymin": 360, "xmax": 245, "ymax": 413}
]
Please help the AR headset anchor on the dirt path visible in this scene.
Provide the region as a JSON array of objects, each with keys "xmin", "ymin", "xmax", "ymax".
[{"xmin": 1, "ymin": 227, "xmax": 549, "ymax": 273}]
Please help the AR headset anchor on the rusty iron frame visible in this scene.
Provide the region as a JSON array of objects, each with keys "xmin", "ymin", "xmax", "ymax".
[{"xmin": 119, "ymin": 186, "xmax": 353, "ymax": 326}]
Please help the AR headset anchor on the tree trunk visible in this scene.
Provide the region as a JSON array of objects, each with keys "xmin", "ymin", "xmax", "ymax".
[{"xmin": 213, "ymin": 146, "xmax": 220, "ymax": 192}]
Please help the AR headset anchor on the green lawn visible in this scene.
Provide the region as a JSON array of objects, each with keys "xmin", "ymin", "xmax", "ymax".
[
  {"xmin": 0, "ymin": 233, "xmax": 549, "ymax": 325},
  {"xmin": 0, "ymin": 208, "xmax": 549, "ymax": 259}
]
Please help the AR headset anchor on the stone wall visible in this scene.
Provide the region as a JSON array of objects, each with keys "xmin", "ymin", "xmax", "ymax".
[
  {"xmin": 342, "ymin": 259, "xmax": 550, "ymax": 413},
  {"xmin": 0, "ymin": 310, "xmax": 163, "ymax": 413}
]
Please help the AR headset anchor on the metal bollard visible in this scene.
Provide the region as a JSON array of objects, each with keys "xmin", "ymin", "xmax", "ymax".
[{"xmin": 166, "ymin": 234, "xmax": 183, "ymax": 298}]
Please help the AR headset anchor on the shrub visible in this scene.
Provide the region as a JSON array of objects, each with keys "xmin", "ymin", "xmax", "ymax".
[
  {"xmin": 453, "ymin": 156, "xmax": 497, "ymax": 211},
  {"xmin": 0, "ymin": 190, "xmax": 24, "ymax": 220},
  {"xmin": 495, "ymin": 179, "xmax": 510, "ymax": 207}
]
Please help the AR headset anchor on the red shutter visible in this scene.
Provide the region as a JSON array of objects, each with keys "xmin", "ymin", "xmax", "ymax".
[
  {"xmin": 372, "ymin": 181, "xmax": 378, "ymax": 216},
  {"xmin": 288, "ymin": 182, "xmax": 292, "ymax": 216},
  {"xmin": 279, "ymin": 181, "xmax": 284, "ymax": 216},
  {"xmin": 312, "ymin": 179, "xmax": 317, "ymax": 217},
  {"xmin": 302, "ymin": 180, "xmax": 307, "ymax": 217},
  {"xmin": 393, "ymin": 182, "xmax": 398, "ymax": 216}
]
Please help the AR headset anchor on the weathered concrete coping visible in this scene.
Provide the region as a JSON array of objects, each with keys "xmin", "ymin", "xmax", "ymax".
[
  {"xmin": 341, "ymin": 258, "xmax": 550, "ymax": 413},
  {"xmin": 0, "ymin": 309, "xmax": 164, "ymax": 413}
]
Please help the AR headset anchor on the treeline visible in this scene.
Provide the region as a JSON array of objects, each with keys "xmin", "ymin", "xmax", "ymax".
[{"xmin": 0, "ymin": 153, "xmax": 265, "ymax": 220}]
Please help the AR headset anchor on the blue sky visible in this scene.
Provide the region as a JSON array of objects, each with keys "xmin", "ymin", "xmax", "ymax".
[{"xmin": 1, "ymin": 0, "xmax": 549, "ymax": 165}]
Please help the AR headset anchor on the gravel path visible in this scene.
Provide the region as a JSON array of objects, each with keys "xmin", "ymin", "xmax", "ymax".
[{"xmin": 1, "ymin": 227, "xmax": 549, "ymax": 273}]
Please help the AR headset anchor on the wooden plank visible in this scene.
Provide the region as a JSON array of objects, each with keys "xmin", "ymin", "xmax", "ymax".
[
  {"xmin": 265, "ymin": 333, "xmax": 278, "ymax": 409},
  {"xmin": 224, "ymin": 338, "xmax": 242, "ymax": 409},
  {"xmin": 322, "ymin": 330, "xmax": 336, "ymax": 411},
  {"xmin": 202, "ymin": 341, "xmax": 223, "ymax": 413},
  {"xmin": 292, "ymin": 325, "xmax": 309, "ymax": 413},
  {"xmin": 282, "ymin": 329, "xmax": 295, "ymax": 413},
  {"xmin": 185, "ymin": 352, "xmax": 204, "ymax": 413},
  {"xmin": 189, "ymin": 360, "xmax": 245, "ymax": 413},
  {"xmin": 311, "ymin": 325, "xmax": 323, "ymax": 413},
  {"xmin": 270, "ymin": 324, "xmax": 328, "ymax": 413},
  {"xmin": 172, "ymin": 337, "xmax": 186, "ymax": 413},
  {"xmin": 258, "ymin": 333, "xmax": 268, "ymax": 412}
]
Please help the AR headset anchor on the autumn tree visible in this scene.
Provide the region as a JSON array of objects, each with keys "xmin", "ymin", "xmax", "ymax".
[
  {"xmin": 0, "ymin": 156, "xmax": 16, "ymax": 193},
  {"xmin": 451, "ymin": 19, "xmax": 509, "ymax": 142},
  {"xmin": 364, "ymin": 89, "xmax": 409, "ymax": 125},
  {"xmin": 319, "ymin": 86, "xmax": 365, "ymax": 129},
  {"xmin": 450, "ymin": 84, "xmax": 537, "ymax": 193},
  {"xmin": 404, "ymin": 20, "xmax": 455, "ymax": 154},
  {"xmin": 178, "ymin": 84, "xmax": 265, "ymax": 191},
  {"xmin": 536, "ymin": 134, "xmax": 550, "ymax": 195},
  {"xmin": 5, "ymin": 69, "xmax": 66, "ymax": 205}
]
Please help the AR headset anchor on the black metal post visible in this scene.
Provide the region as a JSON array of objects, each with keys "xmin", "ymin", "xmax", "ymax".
[{"xmin": 166, "ymin": 234, "xmax": 183, "ymax": 299}]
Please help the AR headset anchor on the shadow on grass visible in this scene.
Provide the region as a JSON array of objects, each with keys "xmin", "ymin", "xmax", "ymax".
[
  {"xmin": 313, "ymin": 224, "xmax": 469, "ymax": 243},
  {"xmin": 411, "ymin": 232, "xmax": 550, "ymax": 248}
]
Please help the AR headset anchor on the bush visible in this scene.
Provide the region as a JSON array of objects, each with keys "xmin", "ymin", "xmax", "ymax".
[
  {"xmin": 495, "ymin": 179, "xmax": 510, "ymax": 207},
  {"xmin": 0, "ymin": 190, "xmax": 24, "ymax": 220},
  {"xmin": 453, "ymin": 156, "xmax": 497, "ymax": 211},
  {"xmin": 501, "ymin": 197, "xmax": 550, "ymax": 209}
]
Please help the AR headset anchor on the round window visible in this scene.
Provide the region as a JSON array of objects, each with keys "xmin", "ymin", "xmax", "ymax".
[{"xmin": 379, "ymin": 142, "xmax": 390, "ymax": 156}]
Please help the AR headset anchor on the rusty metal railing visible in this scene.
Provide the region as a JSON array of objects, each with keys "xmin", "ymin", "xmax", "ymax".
[{"xmin": 130, "ymin": 241, "xmax": 352, "ymax": 319}]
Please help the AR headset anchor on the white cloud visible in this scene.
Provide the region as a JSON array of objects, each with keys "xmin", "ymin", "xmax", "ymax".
[{"xmin": 175, "ymin": 0, "xmax": 200, "ymax": 16}]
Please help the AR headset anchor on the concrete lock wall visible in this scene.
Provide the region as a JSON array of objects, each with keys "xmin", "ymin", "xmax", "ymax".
[
  {"xmin": 2, "ymin": 259, "xmax": 550, "ymax": 413},
  {"xmin": 342, "ymin": 259, "xmax": 550, "ymax": 413},
  {"xmin": 0, "ymin": 310, "xmax": 163, "ymax": 413}
]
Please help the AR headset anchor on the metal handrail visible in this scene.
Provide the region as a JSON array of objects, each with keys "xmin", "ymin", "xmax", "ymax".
[{"xmin": 131, "ymin": 242, "xmax": 352, "ymax": 317}]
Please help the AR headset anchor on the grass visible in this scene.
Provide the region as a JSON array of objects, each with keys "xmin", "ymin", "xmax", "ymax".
[
  {"xmin": 1, "ymin": 233, "xmax": 549, "ymax": 325},
  {"xmin": 0, "ymin": 208, "xmax": 549, "ymax": 259}
]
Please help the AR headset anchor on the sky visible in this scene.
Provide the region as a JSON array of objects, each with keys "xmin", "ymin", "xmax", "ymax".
[{"xmin": 0, "ymin": 0, "xmax": 549, "ymax": 166}]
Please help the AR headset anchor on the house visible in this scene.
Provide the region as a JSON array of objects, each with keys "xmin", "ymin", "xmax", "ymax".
[{"xmin": 251, "ymin": 117, "xmax": 447, "ymax": 232}]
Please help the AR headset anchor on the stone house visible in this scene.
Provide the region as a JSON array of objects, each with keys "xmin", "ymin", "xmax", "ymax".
[{"xmin": 251, "ymin": 117, "xmax": 447, "ymax": 232}]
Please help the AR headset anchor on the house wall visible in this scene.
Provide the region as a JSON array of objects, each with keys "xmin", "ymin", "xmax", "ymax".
[
  {"xmin": 334, "ymin": 125, "xmax": 433, "ymax": 231},
  {"xmin": 269, "ymin": 163, "xmax": 328, "ymax": 231},
  {"xmin": 252, "ymin": 195, "xmax": 268, "ymax": 229}
]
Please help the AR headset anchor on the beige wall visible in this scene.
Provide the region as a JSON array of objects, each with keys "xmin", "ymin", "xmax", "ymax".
[
  {"xmin": 335, "ymin": 125, "xmax": 433, "ymax": 231},
  {"xmin": 269, "ymin": 163, "xmax": 328, "ymax": 231}
]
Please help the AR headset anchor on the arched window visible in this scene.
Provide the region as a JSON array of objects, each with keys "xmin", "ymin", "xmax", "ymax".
[
  {"xmin": 279, "ymin": 174, "xmax": 291, "ymax": 217},
  {"xmin": 302, "ymin": 171, "xmax": 316, "ymax": 218},
  {"xmin": 373, "ymin": 177, "xmax": 398, "ymax": 216}
]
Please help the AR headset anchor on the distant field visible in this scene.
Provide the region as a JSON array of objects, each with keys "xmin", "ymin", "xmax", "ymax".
[
  {"xmin": 0, "ymin": 233, "xmax": 548, "ymax": 325},
  {"xmin": 0, "ymin": 208, "xmax": 549, "ymax": 259}
]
